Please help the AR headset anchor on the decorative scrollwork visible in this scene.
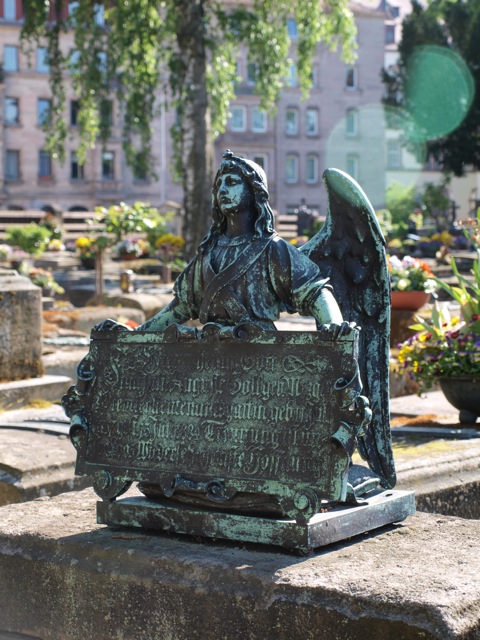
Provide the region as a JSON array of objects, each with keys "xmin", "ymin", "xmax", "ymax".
[
  {"xmin": 93, "ymin": 470, "xmax": 132, "ymax": 502},
  {"xmin": 282, "ymin": 488, "xmax": 320, "ymax": 524}
]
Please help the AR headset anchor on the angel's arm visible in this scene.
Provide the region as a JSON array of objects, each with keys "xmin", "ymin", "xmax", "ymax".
[
  {"xmin": 136, "ymin": 298, "xmax": 192, "ymax": 332},
  {"xmin": 307, "ymin": 287, "xmax": 343, "ymax": 325}
]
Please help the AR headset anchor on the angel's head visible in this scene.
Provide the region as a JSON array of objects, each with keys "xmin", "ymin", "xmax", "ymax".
[{"xmin": 207, "ymin": 150, "xmax": 275, "ymax": 242}]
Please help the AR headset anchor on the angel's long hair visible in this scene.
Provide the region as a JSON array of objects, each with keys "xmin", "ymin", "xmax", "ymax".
[{"xmin": 199, "ymin": 151, "xmax": 275, "ymax": 252}]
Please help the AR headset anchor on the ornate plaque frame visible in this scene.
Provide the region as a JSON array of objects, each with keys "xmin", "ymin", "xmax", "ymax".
[{"xmin": 64, "ymin": 323, "xmax": 372, "ymax": 523}]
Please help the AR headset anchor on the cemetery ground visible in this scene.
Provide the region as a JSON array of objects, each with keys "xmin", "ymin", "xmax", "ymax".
[{"xmin": 0, "ymin": 251, "xmax": 479, "ymax": 638}]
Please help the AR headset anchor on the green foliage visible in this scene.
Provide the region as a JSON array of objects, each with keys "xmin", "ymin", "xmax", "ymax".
[
  {"xmin": 21, "ymin": 1, "xmax": 357, "ymax": 252},
  {"xmin": 398, "ymin": 217, "xmax": 480, "ymax": 390},
  {"xmin": 383, "ymin": 0, "xmax": 480, "ymax": 176},
  {"xmin": 386, "ymin": 182, "xmax": 417, "ymax": 231},
  {"xmin": 91, "ymin": 201, "xmax": 168, "ymax": 245},
  {"xmin": 6, "ymin": 223, "xmax": 51, "ymax": 255},
  {"xmin": 420, "ymin": 180, "xmax": 453, "ymax": 232},
  {"xmin": 20, "ymin": 1, "xmax": 357, "ymax": 167},
  {"xmin": 375, "ymin": 209, "xmax": 394, "ymax": 238}
]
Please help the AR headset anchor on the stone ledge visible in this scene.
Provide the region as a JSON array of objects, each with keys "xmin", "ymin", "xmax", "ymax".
[
  {"xmin": 0, "ymin": 375, "xmax": 71, "ymax": 410},
  {"xmin": 0, "ymin": 489, "xmax": 479, "ymax": 640},
  {"xmin": 0, "ymin": 428, "xmax": 90, "ymax": 506}
]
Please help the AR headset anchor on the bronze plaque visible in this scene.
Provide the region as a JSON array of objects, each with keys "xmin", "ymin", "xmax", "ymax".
[{"xmin": 68, "ymin": 324, "xmax": 365, "ymax": 521}]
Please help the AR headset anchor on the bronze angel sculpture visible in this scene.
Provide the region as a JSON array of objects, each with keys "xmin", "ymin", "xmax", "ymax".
[
  {"xmin": 66, "ymin": 149, "xmax": 401, "ymax": 539},
  {"xmin": 132, "ymin": 150, "xmax": 395, "ymax": 492}
]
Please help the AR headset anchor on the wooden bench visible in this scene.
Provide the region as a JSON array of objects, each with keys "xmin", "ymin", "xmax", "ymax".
[{"xmin": 275, "ymin": 214, "xmax": 299, "ymax": 240}]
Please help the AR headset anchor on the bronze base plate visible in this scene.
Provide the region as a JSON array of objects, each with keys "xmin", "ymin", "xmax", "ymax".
[{"xmin": 97, "ymin": 489, "xmax": 416, "ymax": 552}]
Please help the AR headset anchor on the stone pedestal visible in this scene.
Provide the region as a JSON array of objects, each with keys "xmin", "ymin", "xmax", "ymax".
[
  {"xmin": 0, "ymin": 489, "xmax": 479, "ymax": 640},
  {"xmin": 0, "ymin": 269, "xmax": 43, "ymax": 381}
]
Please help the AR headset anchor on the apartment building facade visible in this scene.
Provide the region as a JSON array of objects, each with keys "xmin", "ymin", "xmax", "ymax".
[{"xmin": 0, "ymin": 1, "xmax": 388, "ymax": 218}]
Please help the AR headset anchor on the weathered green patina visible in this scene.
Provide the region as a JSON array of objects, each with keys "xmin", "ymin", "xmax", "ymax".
[
  {"xmin": 63, "ymin": 151, "xmax": 414, "ymax": 550},
  {"xmin": 65, "ymin": 323, "xmax": 369, "ymax": 523}
]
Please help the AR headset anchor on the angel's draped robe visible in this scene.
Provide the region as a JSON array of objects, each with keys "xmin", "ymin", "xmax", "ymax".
[{"xmin": 173, "ymin": 232, "xmax": 330, "ymax": 329}]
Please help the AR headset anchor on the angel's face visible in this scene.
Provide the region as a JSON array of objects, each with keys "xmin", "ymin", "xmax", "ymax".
[{"xmin": 215, "ymin": 171, "xmax": 251, "ymax": 217}]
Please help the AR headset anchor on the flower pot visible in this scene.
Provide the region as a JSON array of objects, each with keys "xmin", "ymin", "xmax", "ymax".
[
  {"xmin": 80, "ymin": 256, "xmax": 96, "ymax": 270},
  {"xmin": 160, "ymin": 265, "xmax": 172, "ymax": 284},
  {"xmin": 439, "ymin": 377, "xmax": 480, "ymax": 424},
  {"xmin": 391, "ymin": 290, "xmax": 430, "ymax": 311}
]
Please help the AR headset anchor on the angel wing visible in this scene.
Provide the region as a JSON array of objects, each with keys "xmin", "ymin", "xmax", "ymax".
[{"xmin": 300, "ymin": 168, "xmax": 396, "ymax": 489}]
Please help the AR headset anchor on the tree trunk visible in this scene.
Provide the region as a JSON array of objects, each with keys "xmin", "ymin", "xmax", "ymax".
[{"xmin": 174, "ymin": 0, "xmax": 214, "ymax": 258}]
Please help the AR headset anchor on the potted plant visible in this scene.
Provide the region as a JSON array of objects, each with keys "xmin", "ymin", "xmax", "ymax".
[
  {"xmin": 75, "ymin": 237, "xmax": 97, "ymax": 269},
  {"xmin": 388, "ymin": 255, "xmax": 437, "ymax": 310},
  {"xmin": 398, "ymin": 216, "xmax": 480, "ymax": 423},
  {"xmin": 114, "ymin": 238, "xmax": 150, "ymax": 261}
]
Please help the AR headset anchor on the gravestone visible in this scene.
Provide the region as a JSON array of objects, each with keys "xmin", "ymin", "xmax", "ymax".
[
  {"xmin": 0, "ymin": 268, "xmax": 43, "ymax": 381},
  {"xmin": 63, "ymin": 153, "xmax": 415, "ymax": 551}
]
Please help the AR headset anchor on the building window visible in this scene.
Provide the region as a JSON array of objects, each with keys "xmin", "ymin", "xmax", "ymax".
[
  {"xmin": 387, "ymin": 139, "xmax": 402, "ymax": 169},
  {"xmin": 4, "ymin": 0, "xmax": 16, "ymax": 20},
  {"xmin": 97, "ymin": 51, "xmax": 107, "ymax": 76},
  {"xmin": 251, "ymin": 107, "xmax": 267, "ymax": 132},
  {"xmin": 424, "ymin": 153, "xmax": 443, "ymax": 171},
  {"xmin": 385, "ymin": 24, "xmax": 395, "ymax": 44},
  {"xmin": 39, "ymin": 150, "xmax": 52, "ymax": 178},
  {"xmin": 285, "ymin": 155, "xmax": 298, "ymax": 184},
  {"xmin": 102, "ymin": 151, "xmax": 115, "ymax": 180},
  {"xmin": 5, "ymin": 97, "xmax": 19, "ymax": 125},
  {"xmin": 346, "ymin": 109, "xmax": 358, "ymax": 136},
  {"xmin": 285, "ymin": 108, "xmax": 298, "ymax": 135},
  {"xmin": 100, "ymin": 99, "xmax": 113, "ymax": 127},
  {"xmin": 36, "ymin": 47, "xmax": 49, "ymax": 73},
  {"xmin": 5, "ymin": 150, "xmax": 19, "ymax": 181},
  {"xmin": 346, "ymin": 154, "xmax": 358, "ymax": 181},
  {"xmin": 306, "ymin": 155, "xmax": 318, "ymax": 184},
  {"xmin": 70, "ymin": 152, "xmax": 84, "ymax": 180},
  {"xmin": 305, "ymin": 108, "xmax": 318, "ymax": 136},
  {"xmin": 230, "ymin": 106, "xmax": 246, "ymax": 132},
  {"xmin": 70, "ymin": 100, "xmax": 80, "ymax": 126},
  {"xmin": 37, "ymin": 99, "xmax": 51, "ymax": 126},
  {"xmin": 246, "ymin": 62, "xmax": 257, "ymax": 85},
  {"xmin": 133, "ymin": 165, "xmax": 146, "ymax": 181},
  {"xmin": 287, "ymin": 63, "xmax": 298, "ymax": 87},
  {"xmin": 252, "ymin": 154, "xmax": 267, "ymax": 174},
  {"xmin": 287, "ymin": 18, "xmax": 298, "ymax": 38},
  {"xmin": 4, "ymin": 45, "xmax": 18, "ymax": 72},
  {"xmin": 345, "ymin": 67, "xmax": 357, "ymax": 90}
]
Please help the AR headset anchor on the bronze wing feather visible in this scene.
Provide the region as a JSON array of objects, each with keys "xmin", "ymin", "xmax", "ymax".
[{"xmin": 300, "ymin": 168, "xmax": 396, "ymax": 489}]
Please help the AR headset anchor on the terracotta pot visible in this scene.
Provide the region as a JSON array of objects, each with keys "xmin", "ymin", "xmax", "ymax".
[
  {"xmin": 439, "ymin": 377, "xmax": 480, "ymax": 424},
  {"xmin": 391, "ymin": 290, "xmax": 430, "ymax": 311}
]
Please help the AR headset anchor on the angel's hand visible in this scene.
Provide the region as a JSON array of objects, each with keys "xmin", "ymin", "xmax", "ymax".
[
  {"xmin": 93, "ymin": 318, "xmax": 133, "ymax": 332},
  {"xmin": 328, "ymin": 321, "xmax": 357, "ymax": 340}
]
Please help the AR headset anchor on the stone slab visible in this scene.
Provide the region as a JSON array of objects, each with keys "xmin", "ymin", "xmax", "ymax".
[
  {"xmin": 390, "ymin": 390, "xmax": 458, "ymax": 418},
  {"xmin": 0, "ymin": 375, "xmax": 71, "ymax": 410},
  {"xmin": 392, "ymin": 437, "xmax": 480, "ymax": 519},
  {"xmin": 0, "ymin": 428, "xmax": 90, "ymax": 505},
  {"xmin": 97, "ymin": 489, "xmax": 415, "ymax": 552},
  {"xmin": 0, "ymin": 489, "xmax": 479, "ymax": 639}
]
